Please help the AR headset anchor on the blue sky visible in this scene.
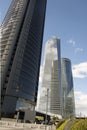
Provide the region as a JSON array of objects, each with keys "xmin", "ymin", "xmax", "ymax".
[{"xmin": 0, "ymin": 0, "xmax": 87, "ymax": 117}]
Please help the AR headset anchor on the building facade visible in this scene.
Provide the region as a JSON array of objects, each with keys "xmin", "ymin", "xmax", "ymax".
[
  {"xmin": 38, "ymin": 38, "xmax": 75, "ymax": 119},
  {"xmin": 61, "ymin": 58, "xmax": 75, "ymax": 118},
  {"xmin": 38, "ymin": 37, "xmax": 62, "ymax": 116},
  {"xmin": 0, "ymin": 0, "xmax": 47, "ymax": 117},
  {"xmin": 50, "ymin": 60, "xmax": 62, "ymax": 115}
]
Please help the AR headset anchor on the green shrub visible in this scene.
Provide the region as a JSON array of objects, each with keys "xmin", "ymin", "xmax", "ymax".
[
  {"xmin": 56, "ymin": 118, "xmax": 87, "ymax": 130},
  {"xmin": 70, "ymin": 119, "xmax": 87, "ymax": 130},
  {"xmin": 56, "ymin": 119, "xmax": 70, "ymax": 130},
  {"xmin": 56, "ymin": 120, "xmax": 65, "ymax": 129}
]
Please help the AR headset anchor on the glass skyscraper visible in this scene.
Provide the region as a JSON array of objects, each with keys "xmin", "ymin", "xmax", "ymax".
[
  {"xmin": 61, "ymin": 58, "xmax": 75, "ymax": 118},
  {"xmin": 50, "ymin": 60, "xmax": 62, "ymax": 115},
  {"xmin": 38, "ymin": 38, "xmax": 75, "ymax": 119},
  {"xmin": 38, "ymin": 37, "xmax": 62, "ymax": 116},
  {"xmin": 0, "ymin": 0, "xmax": 47, "ymax": 117}
]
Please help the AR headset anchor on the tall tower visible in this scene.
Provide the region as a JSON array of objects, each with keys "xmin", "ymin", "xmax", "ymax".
[
  {"xmin": 0, "ymin": 0, "xmax": 47, "ymax": 117},
  {"xmin": 38, "ymin": 37, "xmax": 62, "ymax": 116},
  {"xmin": 61, "ymin": 58, "xmax": 75, "ymax": 118},
  {"xmin": 50, "ymin": 60, "xmax": 62, "ymax": 115}
]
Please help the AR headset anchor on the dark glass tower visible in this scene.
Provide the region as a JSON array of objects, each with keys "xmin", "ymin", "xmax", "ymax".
[
  {"xmin": 0, "ymin": 0, "xmax": 47, "ymax": 117},
  {"xmin": 61, "ymin": 58, "xmax": 75, "ymax": 118}
]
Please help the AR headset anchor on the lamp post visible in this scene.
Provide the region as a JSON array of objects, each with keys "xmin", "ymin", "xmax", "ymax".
[{"xmin": 45, "ymin": 88, "xmax": 49, "ymax": 130}]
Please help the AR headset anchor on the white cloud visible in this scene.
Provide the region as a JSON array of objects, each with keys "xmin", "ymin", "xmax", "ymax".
[
  {"xmin": 0, "ymin": 12, "xmax": 1, "ymax": 25},
  {"xmin": 45, "ymin": 40, "xmax": 58, "ymax": 62},
  {"xmin": 0, "ymin": 29, "xmax": 1, "ymax": 39},
  {"xmin": 67, "ymin": 39, "xmax": 76, "ymax": 46},
  {"xmin": 75, "ymin": 91, "xmax": 87, "ymax": 117},
  {"xmin": 0, "ymin": 12, "xmax": 2, "ymax": 38},
  {"xmin": 67, "ymin": 39, "xmax": 84, "ymax": 54},
  {"xmin": 75, "ymin": 48, "xmax": 83, "ymax": 53},
  {"xmin": 72, "ymin": 62, "xmax": 87, "ymax": 78},
  {"xmin": 36, "ymin": 65, "xmax": 44, "ymax": 110},
  {"xmin": 35, "ymin": 91, "xmax": 40, "ymax": 111},
  {"xmin": 39, "ymin": 65, "xmax": 44, "ymax": 84}
]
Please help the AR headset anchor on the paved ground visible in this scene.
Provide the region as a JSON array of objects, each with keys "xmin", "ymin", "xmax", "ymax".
[
  {"xmin": 0, "ymin": 128, "xmax": 41, "ymax": 130},
  {"xmin": 0, "ymin": 120, "xmax": 56, "ymax": 130},
  {"xmin": 0, "ymin": 127, "xmax": 42, "ymax": 130},
  {"xmin": 0, "ymin": 127, "xmax": 51, "ymax": 130},
  {"xmin": 0, "ymin": 125, "xmax": 55, "ymax": 130},
  {"xmin": 64, "ymin": 120, "xmax": 72, "ymax": 130},
  {"xmin": 0, "ymin": 127, "xmax": 23, "ymax": 130},
  {"xmin": 0, "ymin": 128, "xmax": 33, "ymax": 130}
]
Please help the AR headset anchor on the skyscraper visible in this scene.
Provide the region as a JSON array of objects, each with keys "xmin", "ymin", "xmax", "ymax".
[
  {"xmin": 0, "ymin": 0, "xmax": 47, "ymax": 117},
  {"xmin": 50, "ymin": 60, "xmax": 62, "ymax": 115},
  {"xmin": 38, "ymin": 37, "xmax": 75, "ymax": 119},
  {"xmin": 38, "ymin": 37, "xmax": 62, "ymax": 116},
  {"xmin": 61, "ymin": 58, "xmax": 75, "ymax": 118}
]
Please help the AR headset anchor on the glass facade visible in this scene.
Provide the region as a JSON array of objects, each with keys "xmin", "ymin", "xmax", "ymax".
[
  {"xmin": 61, "ymin": 58, "xmax": 75, "ymax": 118},
  {"xmin": 38, "ymin": 37, "xmax": 62, "ymax": 116},
  {"xmin": 38, "ymin": 38, "xmax": 75, "ymax": 118},
  {"xmin": 50, "ymin": 60, "xmax": 62, "ymax": 115},
  {"xmin": 0, "ymin": 0, "xmax": 47, "ymax": 116}
]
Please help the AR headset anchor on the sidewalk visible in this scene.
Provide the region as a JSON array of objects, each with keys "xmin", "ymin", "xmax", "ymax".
[
  {"xmin": 0, "ymin": 120, "xmax": 56, "ymax": 130},
  {"xmin": 64, "ymin": 120, "xmax": 72, "ymax": 130}
]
